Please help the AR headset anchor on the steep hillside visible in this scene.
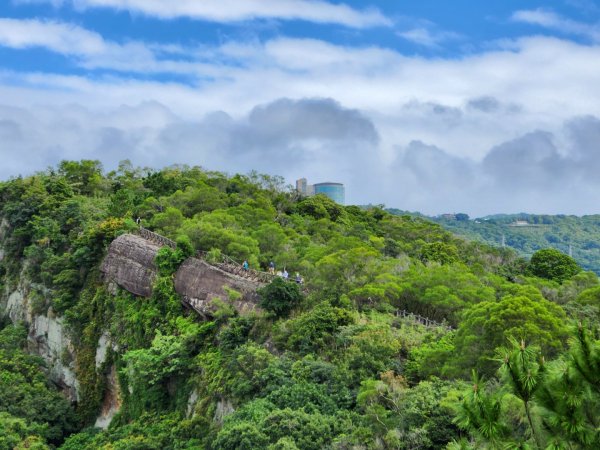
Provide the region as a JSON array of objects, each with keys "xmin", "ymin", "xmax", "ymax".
[{"xmin": 0, "ymin": 161, "xmax": 599, "ymax": 449}]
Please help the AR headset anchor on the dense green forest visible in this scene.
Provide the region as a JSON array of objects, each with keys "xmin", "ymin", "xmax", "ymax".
[
  {"xmin": 1, "ymin": 160, "xmax": 600, "ymax": 449},
  {"xmin": 418, "ymin": 212, "xmax": 600, "ymax": 275}
]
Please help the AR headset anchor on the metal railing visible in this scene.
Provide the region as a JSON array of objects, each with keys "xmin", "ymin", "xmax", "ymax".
[
  {"xmin": 395, "ymin": 309, "xmax": 454, "ymax": 331},
  {"xmin": 136, "ymin": 224, "xmax": 275, "ymax": 284},
  {"xmin": 137, "ymin": 226, "xmax": 177, "ymax": 249},
  {"xmin": 196, "ymin": 250, "xmax": 276, "ymax": 284}
]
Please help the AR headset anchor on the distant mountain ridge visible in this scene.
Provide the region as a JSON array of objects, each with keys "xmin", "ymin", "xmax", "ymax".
[{"xmin": 387, "ymin": 209, "xmax": 600, "ymax": 274}]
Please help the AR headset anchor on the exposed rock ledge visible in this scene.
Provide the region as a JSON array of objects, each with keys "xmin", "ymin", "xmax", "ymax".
[
  {"xmin": 101, "ymin": 234, "xmax": 262, "ymax": 316},
  {"xmin": 100, "ymin": 234, "xmax": 160, "ymax": 298}
]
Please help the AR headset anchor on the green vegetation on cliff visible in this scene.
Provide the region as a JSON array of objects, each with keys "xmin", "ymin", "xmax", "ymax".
[
  {"xmin": 0, "ymin": 161, "xmax": 599, "ymax": 449},
  {"xmin": 0, "ymin": 324, "xmax": 77, "ymax": 449}
]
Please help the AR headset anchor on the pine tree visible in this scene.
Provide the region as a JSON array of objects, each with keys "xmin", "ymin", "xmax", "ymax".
[
  {"xmin": 536, "ymin": 325, "xmax": 600, "ymax": 449},
  {"xmin": 495, "ymin": 337, "xmax": 544, "ymax": 449},
  {"xmin": 453, "ymin": 371, "xmax": 512, "ymax": 449}
]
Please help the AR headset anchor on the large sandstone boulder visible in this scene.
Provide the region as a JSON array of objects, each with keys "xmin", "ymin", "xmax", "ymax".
[
  {"xmin": 100, "ymin": 234, "xmax": 160, "ymax": 297},
  {"xmin": 100, "ymin": 233, "xmax": 263, "ymax": 317},
  {"xmin": 174, "ymin": 257, "xmax": 261, "ymax": 316}
]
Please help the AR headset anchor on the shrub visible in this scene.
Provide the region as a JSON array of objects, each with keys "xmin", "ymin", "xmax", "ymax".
[{"xmin": 258, "ymin": 278, "xmax": 303, "ymax": 318}]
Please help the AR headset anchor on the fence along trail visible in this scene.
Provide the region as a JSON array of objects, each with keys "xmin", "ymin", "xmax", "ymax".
[{"xmin": 137, "ymin": 226, "xmax": 275, "ymax": 284}]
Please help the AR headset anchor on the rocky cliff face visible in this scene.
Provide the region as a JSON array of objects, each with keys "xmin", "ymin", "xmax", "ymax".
[
  {"xmin": 0, "ymin": 268, "xmax": 80, "ymax": 402},
  {"xmin": 94, "ymin": 364, "xmax": 121, "ymax": 429},
  {"xmin": 0, "ymin": 219, "xmax": 7, "ymax": 261},
  {"xmin": 1, "ymin": 218, "xmax": 80, "ymax": 402},
  {"xmin": 93, "ymin": 233, "xmax": 264, "ymax": 426},
  {"xmin": 0, "ymin": 230, "xmax": 264, "ymax": 429},
  {"xmin": 101, "ymin": 233, "xmax": 263, "ymax": 316}
]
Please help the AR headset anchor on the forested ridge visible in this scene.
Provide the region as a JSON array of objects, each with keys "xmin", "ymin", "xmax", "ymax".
[
  {"xmin": 1, "ymin": 160, "xmax": 600, "ymax": 449},
  {"xmin": 419, "ymin": 212, "xmax": 600, "ymax": 275}
]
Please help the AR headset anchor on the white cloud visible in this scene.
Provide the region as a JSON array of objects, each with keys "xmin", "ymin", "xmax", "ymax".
[
  {"xmin": 0, "ymin": 98, "xmax": 378, "ymax": 194},
  {"xmin": 16, "ymin": 0, "xmax": 391, "ymax": 28},
  {"xmin": 0, "ymin": 17, "xmax": 107, "ymax": 55},
  {"xmin": 389, "ymin": 117, "xmax": 600, "ymax": 216},
  {"xmin": 0, "ymin": 18, "xmax": 219, "ymax": 74},
  {"xmin": 512, "ymin": 8, "xmax": 600, "ymax": 42},
  {"xmin": 2, "ymin": 34, "xmax": 600, "ymax": 154},
  {"xmin": 0, "ymin": 18, "xmax": 398, "ymax": 76},
  {"xmin": 397, "ymin": 27, "xmax": 460, "ymax": 48},
  {"xmin": 2, "ymin": 29, "xmax": 600, "ymax": 213}
]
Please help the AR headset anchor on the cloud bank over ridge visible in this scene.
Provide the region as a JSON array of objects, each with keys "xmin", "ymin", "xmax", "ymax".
[{"xmin": 2, "ymin": 96, "xmax": 600, "ymax": 216}]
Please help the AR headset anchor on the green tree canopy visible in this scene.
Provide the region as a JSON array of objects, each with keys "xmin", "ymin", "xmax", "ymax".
[
  {"xmin": 451, "ymin": 292, "xmax": 569, "ymax": 376},
  {"xmin": 528, "ymin": 248, "xmax": 581, "ymax": 283}
]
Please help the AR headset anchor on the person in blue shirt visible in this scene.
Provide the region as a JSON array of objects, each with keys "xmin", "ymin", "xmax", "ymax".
[{"xmin": 242, "ymin": 260, "xmax": 249, "ymax": 271}]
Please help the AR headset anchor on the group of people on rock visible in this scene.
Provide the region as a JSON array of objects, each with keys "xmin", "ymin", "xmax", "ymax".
[
  {"xmin": 242, "ymin": 260, "xmax": 303, "ymax": 284},
  {"xmin": 278, "ymin": 268, "xmax": 303, "ymax": 284},
  {"xmin": 274, "ymin": 265, "xmax": 303, "ymax": 284}
]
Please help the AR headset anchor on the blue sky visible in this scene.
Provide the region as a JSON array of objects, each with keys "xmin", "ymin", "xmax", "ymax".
[
  {"xmin": 2, "ymin": 0, "xmax": 598, "ymax": 76},
  {"xmin": 1, "ymin": 0, "xmax": 600, "ymax": 215}
]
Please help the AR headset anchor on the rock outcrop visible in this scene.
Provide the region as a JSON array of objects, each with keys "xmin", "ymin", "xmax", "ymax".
[
  {"xmin": 100, "ymin": 234, "xmax": 161, "ymax": 298},
  {"xmin": 100, "ymin": 233, "xmax": 263, "ymax": 317},
  {"xmin": 175, "ymin": 257, "xmax": 261, "ymax": 316}
]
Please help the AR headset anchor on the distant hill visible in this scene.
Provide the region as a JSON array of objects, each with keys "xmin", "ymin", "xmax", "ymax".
[{"xmin": 387, "ymin": 210, "xmax": 600, "ymax": 274}]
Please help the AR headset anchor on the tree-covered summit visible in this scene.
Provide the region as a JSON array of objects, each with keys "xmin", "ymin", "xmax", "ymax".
[{"xmin": 0, "ymin": 160, "xmax": 598, "ymax": 449}]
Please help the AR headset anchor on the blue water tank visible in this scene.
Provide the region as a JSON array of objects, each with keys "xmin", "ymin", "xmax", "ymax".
[{"xmin": 313, "ymin": 182, "xmax": 345, "ymax": 204}]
